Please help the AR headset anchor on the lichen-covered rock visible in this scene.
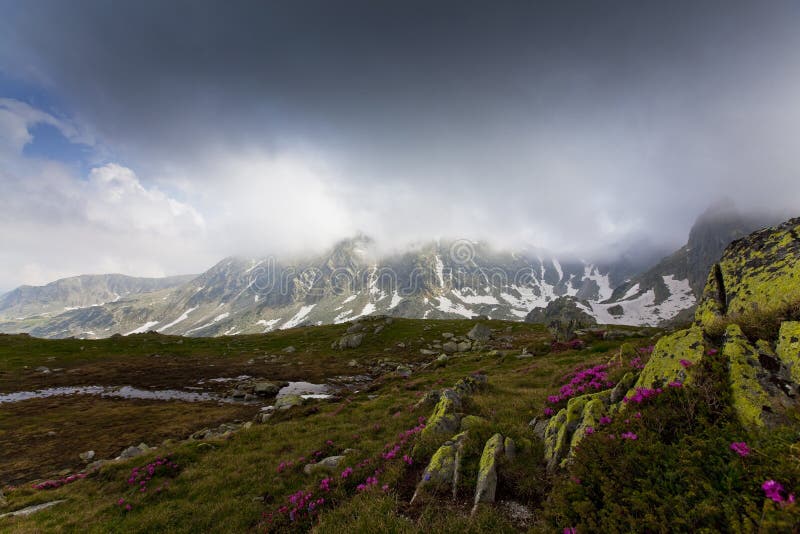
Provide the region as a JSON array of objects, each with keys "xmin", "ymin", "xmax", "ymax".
[
  {"xmin": 610, "ymin": 372, "xmax": 638, "ymax": 404},
  {"xmin": 632, "ymin": 327, "xmax": 704, "ymax": 390},
  {"xmin": 544, "ymin": 395, "xmax": 589, "ymax": 468},
  {"xmin": 569, "ymin": 397, "xmax": 606, "ymax": 452},
  {"xmin": 473, "ymin": 433, "xmax": 505, "ymax": 508},
  {"xmin": 336, "ymin": 333, "xmax": 364, "ymax": 349},
  {"xmin": 275, "ymin": 394, "xmax": 305, "ymax": 410},
  {"xmin": 723, "ymin": 324, "xmax": 771, "ymax": 428},
  {"xmin": 454, "ymin": 374, "xmax": 487, "ymax": 396},
  {"xmin": 411, "ymin": 433, "xmax": 467, "ymax": 503},
  {"xmin": 695, "ymin": 217, "xmax": 800, "ymax": 327},
  {"xmin": 776, "ymin": 321, "xmax": 800, "ymax": 383},
  {"xmin": 421, "ymin": 389, "xmax": 462, "ymax": 439}
]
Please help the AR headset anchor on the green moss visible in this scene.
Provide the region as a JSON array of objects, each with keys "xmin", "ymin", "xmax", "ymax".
[
  {"xmin": 570, "ymin": 397, "xmax": 606, "ymax": 451},
  {"xmin": 422, "ymin": 390, "xmax": 462, "ymax": 439},
  {"xmin": 460, "ymin": 415, "xmax": 488, "ymax": 432},
  {"xmin": 776, "ymin": 321, "xmax": 800, "ymax": 383},
  {"xmin": 723, "ymin": 324, "xmax": 770, "ymax": 429},
  {"xmin": 632, "ymin": 327, "xmax": 704, "ymax": 391},
  {"xmin": 474, "ymin": 433, "xmax": 505, "ymax": 505},
  {"xmin": 696, "ymin": 219, "xmax": 800, "ymax": 329}
]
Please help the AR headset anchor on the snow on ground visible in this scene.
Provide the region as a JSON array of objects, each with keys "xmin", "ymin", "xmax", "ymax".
[
  {"xmin": 350, "ymin": 302, "xmax": 376, "ymax": 320},
  {"xmin": 256, "ymin": 318, "xmax": 282, "ymax": 332},
  {"xmin": 453, "ymin": 288, "xmax": 500, "ymax": 305},
  {"xmin": 621, "ymin": 284, "xmax": 640, "ymax": 300},
  {"xmin": 334, "ymin": 310, "xmax": 354, "ymax": 323},
  {"xmin": 280, "ymin": 304, "xmax": 317, "ymax": 329},
  {"xmin": 388, "ymin": 291, "xmax": 403, "ymax": 309},
  {"xmin": 158, "ymin": 306, "xmax": 198, "ymax": 332},
  {"xmin": 583, "ymin": 265, "xmax": 614, "ymax": 301},
  {"xmin": 342, "ymin": 295, "xmax": 357, "ymax": 304},
  {"xmin": 588, "ymin": 276, "xmax": 695, "ymax": 326},
  {"xmin": 185, "ymin": 311, "xmax": 232, "ymax": 334},
  {"xmin": 125, "ymin": 321, "xmax": 160, "ymax": 335},
  {"xmin": 434, "ymin": 255, "xmax": 445, "ymax": 287},
  {"xmin": 435, "ymin": 296, "xmax": 474, "ymax": 318}
]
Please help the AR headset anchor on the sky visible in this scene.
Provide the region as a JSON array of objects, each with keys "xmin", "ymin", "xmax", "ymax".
[{"xmin": 1, "ymin": 0, "xmax": 799, "ymax": 291}]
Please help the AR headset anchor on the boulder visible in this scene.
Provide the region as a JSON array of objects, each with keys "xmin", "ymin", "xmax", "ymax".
[
  {"xmin": 467, "ymin": 323, "xmax": 492, "ymax": 342},
  {"xmin": 473, "ymin": 433, "xmax": 505, "ymax": 508},
  {"xmin": 275, "ymin": 394, "xmax": 305, "ymax": 410},
  {"xmin": 337, "ymin": 333, "xmax": 364, "ymax": 349},
  {"xmin": 303, "ymin": 455, "xmax": 345, "ymax": 475},
  {"xmin": 630, "ymin": 327, "xmax": 704, "ymax": 392},
  {"xmin": 456, "ymin": 341, "xmax": 472, "ymax": 352},
  {"xmin": 442, "ymin": 341, "xmax": 459, "ymax": 354},
  {"xmin": 776, "ymin": 321, "xmax": 800, "ymax": 383},
  {"xmin": 253, "ymin": 382, "xmax": 282, "ymax": 397},
  {"xmin": 421, "ymin": 389, "xmax": 462, "ymax": 439},
  {"xmin": 723, "ymin": 324, "xmax": 772, "ymax": 428},
  {"xmin": 411, "ymin": 433, "xmax": 467, "ymax": 503},
  {"xmin": 79, "ymin": 450, "xmax": 95, "ymax": 462}
]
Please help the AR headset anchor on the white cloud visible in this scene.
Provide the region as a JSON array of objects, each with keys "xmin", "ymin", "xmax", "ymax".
[{"xmin": 0, "ymin": 99, "xmax": 210, "ymax": 289}]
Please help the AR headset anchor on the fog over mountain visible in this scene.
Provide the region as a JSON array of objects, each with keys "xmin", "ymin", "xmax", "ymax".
[{"xmin": 1, "ymin": 1, "xmax": 799, "ymax": 290}]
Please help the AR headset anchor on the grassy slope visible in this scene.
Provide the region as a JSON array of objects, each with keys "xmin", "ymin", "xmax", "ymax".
[{"xmin": 0, "ymin": 319, "xmax": 655, "ymax": 532}]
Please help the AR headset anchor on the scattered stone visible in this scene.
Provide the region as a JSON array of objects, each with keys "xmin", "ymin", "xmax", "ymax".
[
  {"xmin": 303, "ymin": 455, "xmax": 345, "ymax": 475},
  {"xmin": 420, "ymin": 349, "xmax": 436, "ymax": 355},
  {"xmin": 396, "ymin": 364, "xmax": 413, "ymax": 378},
  {"xmin": 336, "ymin": 333, "xmax": 364, "ymax": 349},
  {"xmin": 442, "ymin": 341, "xmax": 459, "ymax": 354},
  {"xmin": 442, "ymin": 332, "xmax": 454, "ymax": 339},
  {"xmin": 504, "ymin": 437, "xmax": 517, "ymax": 460},
  {"xmin": 456, "ymin": 341, "xmax": 472, "ymax": 352},
  {"xmin": 346, "ymin": 323, "xmax": 364, "ymax": 334},
  {"xmin": 373, "ymin": 325, "xmax": 384, "ymax": 335},
  {"xmin": 467, "ymin": 323, "xmax": 492, "ymax": 342},
  {"xmin": 460, "ymin": 414, "xmax": 488, "ymax": 431},
  {"xmin": 35, "ymin": 366, "xmax": 51, "ymax": 374},
  {"xmin": 347, "ymin": 359, "xmax": 358, "ymax": 367},
  {"xmin": 275, "ymin": 394, "xmax": 305, "ymax": 410},
  {"xmin": 254, "ymin": 412, "xmax": 272, "ymax": 423},
  {"xmin": 253, "ymin": 381, "xmax": 282, "ymax": 397},
  {"xmin": 282, "ymin": 346, "xmax": 296, "ymax": 353},
  {"xmin": 0, "ymin": 500, "xmax": 66, "ymax": 519},
  {"xmin": 79, "ymin": 450, "xmax": 95, "ymax": 462},
  {"xmin": 118, "ymin": 443, "xmax": 150, "ymax": 460},
  {"xmin": 396, "ymin": 342, "xmax": 406, "ymax": 348}
]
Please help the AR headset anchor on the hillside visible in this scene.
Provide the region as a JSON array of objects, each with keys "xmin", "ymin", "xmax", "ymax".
[{"xmin": 1, "ymin": 216, "xmax": 799, "ymax": 532}]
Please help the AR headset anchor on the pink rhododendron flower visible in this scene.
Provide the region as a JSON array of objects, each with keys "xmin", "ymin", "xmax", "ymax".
[
  {"xmin": 679, "ymin": 359, "xmax": 693, "ymax": 368},
  {"xmin": 730, "ymin": 442, "xmax": 750, "ymax": 457},
  {"xmin": 621, "ymin": 432, "xmax": 638, "ymax": 440}
]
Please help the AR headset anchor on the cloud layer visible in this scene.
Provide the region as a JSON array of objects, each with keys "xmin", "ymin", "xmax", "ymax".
[{"xmin": 0, "ymin": 1, "xmax": 799, "ymax": 289}]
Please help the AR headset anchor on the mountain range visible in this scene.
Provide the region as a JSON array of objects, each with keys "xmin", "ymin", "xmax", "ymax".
[{"xmin": 0, "ymin": 206, "xmax": 776, "ymax": 338}]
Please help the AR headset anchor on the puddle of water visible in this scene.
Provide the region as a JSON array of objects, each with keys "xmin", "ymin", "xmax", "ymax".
[
  {"xmin": 277, "ymin": 381, "xmax": 332, "ymax": 399},
  {"xmin": 0, "ymin": 385, "xmax": 221, "ymax": 404},
  {"xmin": 205, "ymin": 375, "xmax": 252, "ymax": 384}
]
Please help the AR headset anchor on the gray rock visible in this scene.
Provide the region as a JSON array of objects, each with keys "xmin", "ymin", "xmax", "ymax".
[
  {"xmin": 87, "ymin": 459, "xmax": 107, "ymax": 471},
  {"xmin": 346, "ymin": 323, "xmax": 364, "ymax": 334},
  {"xmin": 456, "ymin": 341, "xmax": 472, "ymax": 352},
  {"xmin": 253, "ymin": 381, "xmax": 282, "ymax": 397},
  {"xmin": 473, "ymin": 433, "xmax": 505, "ymax": 510},
  {"xmin": 79, "ymin": 450, "xmax": 95, "ymax": 462},
  {"xmin": 419, "ymin": 349, "xmax": 436, "ymax": 355},
  {"xmin": 303, "ymin": 455, "xmax": 345, "ymax": 475},
  {"xmin": 442, "ymin": 341, "xmax": 459, "ymax": 353},
  {"xmin": 0, "ymin": 500, "xmax": 66, "ymax": 519},
  {"xmin": 396, "ymin": 364, "xmax": 412, "ymax": 378},
  {"xmin": 282, "ymin": 345, "xmax": 296, "ymax": 353},
  {"xmin": 504, "ymin": 437, "xmax": 517, "ymax": 460},
  {"xmin": 347, "ymin": 359, "xmax": 358, "ymax": 367},
  {"xmin": 275, "ymin": 394, "xmax": 305, "ymax": 410},
  {"xmin": 118, "ymin": 443, "xmax": 149, "ymax": 460},
  {"xmin": 528, "ymin": 417, "xmax": 548, "ymax": 440},
  {"xmin": 254, "ymin": 412, "xmax": 272, "ymax": 423},
  {"xmin": 396, "ymin": 342, "xmax": 406, "ymax": 348},
  {"xmin": 373, "ymin": 325, "xmax": 384, "ymax": 335},
  {"xmin": 337, "ymin": 333, "xmax": 364, "ymax": 349},
  {"xmin": 467, "ymin": 323, "xmax": 492, "ymax": 342},
  {"xmin": 442, "ymin": 332, "xmax": 454, "ymax": 339}
]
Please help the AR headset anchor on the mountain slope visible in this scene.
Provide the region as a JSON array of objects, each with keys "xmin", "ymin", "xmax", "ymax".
[{"xmin": 0, "ymin": 274, "xmax": 196, "ymax": 321}]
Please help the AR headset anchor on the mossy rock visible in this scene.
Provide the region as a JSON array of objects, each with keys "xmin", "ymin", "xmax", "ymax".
[
  {"xmin": 696, "ymin": 218, "xmax": 800, "ymax": 328},
  {"xmin": 473, "ymin": 433, "xmax": 504, "ymax": 506},
  {"xmin": 632, "ymin": 327, "xmax": 703, "ymax": 391},
  {"xmin": 723, "ymin": 324, "xmax": 771, "ymax": 428},
  {"xmin": 421, "ymin": 389, "xmax": 463, "ymax": 439},
  {"xmin": 776, "ymin": 321, "xmax": 800, "ymax": 383},
  {"xmin": 412, "ymin": 433, "xmax": 467, "ymax": 502},
  {"xmin": 569, "ymin": 397, "xmax": 606, "ymax": 452}
]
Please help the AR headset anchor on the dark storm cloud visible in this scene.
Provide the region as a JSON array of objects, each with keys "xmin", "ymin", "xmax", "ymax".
[{"xmin": 0, "ymin": 0, "xmax": 799, "ymax": 287}]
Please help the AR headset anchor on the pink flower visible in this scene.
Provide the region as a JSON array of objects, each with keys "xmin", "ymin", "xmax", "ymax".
[
  {"xmin": 599, "ymin": 416, "xmax": 612, "ymax": 425},
  {"xmin": 730, "ymin": 442, "xmax": 750, "ymax": 457},
  {"xmin": 584, "ymin": 426, "xmax": 594, "ymax": 435},
  {"xmin": 543, "ymin": 407, "xmax": 554, "ymax": 416},
  {"xmin": 564, "ymin": 528, "xmax": 577, "ymax": 534},
  {"xmin": 340, "ymin": 467, "xmax": 353, "ymax": 479},
  {"xmin": 679, "ymin": 359, "xmax": 693, "ymax": 368},
  {"xmin": 668, "ymin": 381, "xmax": 683, "ymax": 388},
  {"xmin": 763, "ymin": 480, "xmax": 785, "ymax": 503},
  {"xmin": 621, "ymin": 432, "xmax": 638, "ymax": 440}
]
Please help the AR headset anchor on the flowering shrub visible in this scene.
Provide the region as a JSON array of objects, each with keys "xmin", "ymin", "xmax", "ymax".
[
  {"xmin": 33, "ymin": 472, "xmax": 87, "ymax": 490},
  {"xmin": 116, "ymin": 456, "xmax": 180, "ymax": 512},
  {"xmin": 730, "ymin": 442, "xmax": 750, "ymax": 457},
  {"xmin": 762, "ymin": 480, "xmax": 795, "ymax": 504},
  {"xmin": 622, "ymin": 387, "xmax": 663, "ymax": 404},
  {"xmin": 547, "ymin": 364, "xmax": 615, "ymax": 405}
]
